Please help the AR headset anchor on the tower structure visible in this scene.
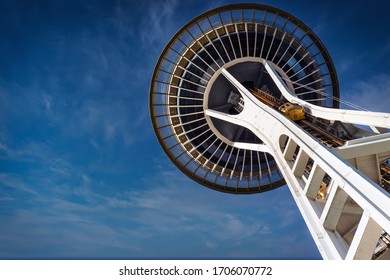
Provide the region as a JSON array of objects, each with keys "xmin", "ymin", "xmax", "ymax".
[{"xmin": 149, "ymin": 4, "xmax": 390, "ymax": 259}]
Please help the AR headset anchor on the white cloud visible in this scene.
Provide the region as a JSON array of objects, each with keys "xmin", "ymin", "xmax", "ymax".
[
  {"xmin": 119, "ymin": 169, "xmax": 278, "ymax": 245},
  {"xmin": 0, "ymin": 151, "xmax": 312, "ymax": 258},
  {"xmin": 310, "ymin": 11, "xmax": 329, "ymax": 35}
]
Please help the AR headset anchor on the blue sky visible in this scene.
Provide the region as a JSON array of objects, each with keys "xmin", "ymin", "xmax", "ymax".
[{"xmin": 1, "ymin": 0, "xmax": 390, "ymax": 259}]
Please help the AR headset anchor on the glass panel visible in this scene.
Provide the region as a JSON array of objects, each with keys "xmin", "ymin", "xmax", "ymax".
[
  {"xmin": 231, "ymin": 9, "xmax": 242, "ymax": 23},
  {"xmin": 209, "ymin": 14, "xmax": 222, "ymax": 28},
  {"xmin": 243, "ymin": 9, "xmax": 254, "ymax": 22},
  {"xmin": 220, "ymin": 11, "xmax": 232, "ymax": 24},
  {"xmin": 198, "ymin": 18, "xmax": 213, "ymax": 33},
  {"xmin": 253, "ymin": 9, "xmax": 265, "ymax": 23},
  {"xmin": 187, "ymin": 23, "xmax": 203, "ymax": 39}
]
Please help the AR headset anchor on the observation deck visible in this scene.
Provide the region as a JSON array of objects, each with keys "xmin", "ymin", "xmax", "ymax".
[{"xmin": 150, "ymin": 4, "xmax": 339, "ymax": 194}]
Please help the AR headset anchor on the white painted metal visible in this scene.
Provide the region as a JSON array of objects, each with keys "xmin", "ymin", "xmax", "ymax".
[
  {"xmin": 264, "ymin": 61, "xmax": 390, "ymax": 129},
  {"xmin": 205, "ymin": 66, "xmax": 390, "ymax": 260}
]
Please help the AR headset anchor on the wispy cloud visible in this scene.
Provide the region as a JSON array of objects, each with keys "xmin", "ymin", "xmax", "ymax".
[
  {"xmin": 139, "ymin": 0, "xmax": 178, "ymax": 47},
  {"xmin": 0, "ymin": 1, "xmax": 321, "ymax": 260},
  {"xmin": 343, "ymin": 74, "xmax": 390, "ymax": 113},
  {"xmin": 0, "ymin": 173, "xmax": 38, "ymax": 195},
  {"xmin": 0, "ymin": 145, "xmax": 316, "ymax": 259}
]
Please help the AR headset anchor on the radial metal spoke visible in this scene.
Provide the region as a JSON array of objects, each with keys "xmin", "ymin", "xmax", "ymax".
[
  {"xmin": 303, "ymin": 98, "xmax": 327, "ymax": 102},
  {"xmin": 176, "ymin": 127, "xmax": 209, "ymax": 144},
  {"xmin": 222, "ymin": 146, "xmax": 234, "ymax": 176},
  {"xmin": 265, "ymin": 28, "xmax": 277, "ymax": 60},
  {"xmin": 168, "ymin": 104, "xmax": 203, "ymax": 108},
  {"xmin": 196, "ymin": 22, "xmax": 226, "ymax": 66},
  {"xmin": 219, "ymin": 14, "xmax": 237, "ymax": 60},
  {"xmin": 168, "ymin": 111, "xmax": 204, "ymax": 118},
  {"xmin": 177, "ymin": 124, "xmax": 208, "ymax": 140},
  {"xmin": 253, "ymin": 23, "xmax": 258, "ymax": 57},
  {"xmin": 260, "ymin": 25, "xmax": 267, "ymax": 58},
  {"xmin": 276, "ymin": 37, "xmax": 295, "ymax": 66},
  {"xmin": 250, "ymin": 150, "xmax": 253, "ymax": 180},
  {"xmin": 177, "ymin": 36, "xmax": 217, "ymax": 74},
  {"xmin": 200, "ymin": 138, "xmax": 222, "ymax": 167},
  {"xmin": 235, "ymin": 23, "xmax": 244, "ymax": 58},
  {"xmin": 289, "ymin": 59, "xmax": 315, "ymax": 79},
  {"xmin": 158, "ymin": 83, "xmax": 205, "ymax": 95},
  {"xmin": 294, "ymin": 78, "xmax": 323, "ymax": 90},
  {"xmin": 245, "ymin": 23, "xmax": 249, "ymax": 57},
  {"xmin": 167, "ymin": 95, "xmax": 204, "ymax": 101},
  {"xmin": 264, "ymin": 153, "xmax": 272, "ymax": 179},
  {"xmin": 190, "ymin": 133, "xmax": 215, "ymax": 154},
  {"xmin": 257, "ymin": 151, "xmax": 263, "ymax": 180},
  {"xmin": 183, "ymin": 128, "xmax": 212, "ymax": 151},
  {"xmin": 207, "ymin": 16, "xmax": 231, "ymax": 63},
  {"xmin": 294, "ymin": 68, "xmax": 320, "ymax": 83},
  {"xmin": 231, "ymin": 148, "xmax": 241, "ymax": 179},
  {"xmin": 285, "ymin": 52, "xmax": 309, "ymax": 74},
  {"xmin": 186, "ymin": 28, "xmax": 221, "ymax": 70},
  {"xmin": 158, "ymin": 65, "xmax": 210, "ymax": 84},
  {"xmin": 207, "ymin": 139, "xmax": 224, "ymax": 165},
  {"xmin": 271, "ymin": 31, "xmax": 286, "ymax": 62},
  {"xmin": 295, "ymin": 87, "xmax": 325, "ymax": 96},
  {"xmin": 167, "ymin": 48, "xmax": 213, "ymax": 79},
  {"xmin": 175, "ymin": 117, "xmax": 207, "ymax": 128},
  {"xmin": 240, "ymin": 149, "xmax": 247, "ymax": 180},
  {"xmin": 281, "ymin": 44, "xmax": 303, "ymax": 69},
  {"xmin": 212, "ymin": 143, "xmax": 229, "ymax": 173}
]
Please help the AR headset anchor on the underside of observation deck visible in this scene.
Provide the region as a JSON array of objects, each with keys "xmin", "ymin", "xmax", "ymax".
[{"xmin": 150, "ymin": 4, "xmax": 339, "ymax": 194}]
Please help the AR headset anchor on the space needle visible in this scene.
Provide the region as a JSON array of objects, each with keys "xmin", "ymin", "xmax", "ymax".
[{"xmin": 149, "ymin": 4, "xmax": 390, "ymax": 259}]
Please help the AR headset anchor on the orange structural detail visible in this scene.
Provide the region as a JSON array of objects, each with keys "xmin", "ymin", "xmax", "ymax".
[
  {"xmin": 251, "ymin": 88, "xmax": 281, "ymax": 109},
  {"xmin": 278, "ymin": 103, "xmax": 306, "ymax": 121}
]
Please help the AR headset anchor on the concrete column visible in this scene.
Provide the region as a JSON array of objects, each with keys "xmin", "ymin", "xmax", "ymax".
[
  {"xmin": 283, "ymin": 138, "xmax": 297, "ymax": 161},
  {"xmin": 346, "ymin": 212, "xmax": 382, "ymax": 260},
  {"xmin": 322, "ymin": 187, "xmax": 349, "ymax": 231},
  {"xmin": 305, "ymin": 163, "xmax": 326, "ymax": 200},
  {"xmin": 292, "ymin": 148, "xmax": 310, "ymax": 178},
  {"xmin": 356, "ymin": 154, "xmax": 381, "ymax": 184}
]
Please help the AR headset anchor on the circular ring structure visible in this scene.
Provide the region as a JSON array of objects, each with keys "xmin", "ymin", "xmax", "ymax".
[{"xmin": 150, "ymin": 4, "xmax": 339, "ymax": 194}]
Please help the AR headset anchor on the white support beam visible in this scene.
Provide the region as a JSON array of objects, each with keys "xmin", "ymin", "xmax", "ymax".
[
  {"xmin": 232, "ymin": 142, "xmax": 271, "ymax": 153},
  {"xmin": 335, "ymin": 133, "xmax": 390, "ymax": 159},
  {"xmin": 304, "ymin": 162, "xmax": 326, "ymax": 200},
  {"xmin": 346, "ymin": 212, "xmax": 382, "ymax": 260},
  {"xmin": 263, "ymin": 60, "xmax": 390, "ymax": 129},
  {"xmin": 283, "ymin": 138, "xmax": 297, "ymax": 161},
  {"xmin": 292, "ymin": 148, "xmax": 310, "ymax": 178},
  {"xmin": 322, "ymin": 187, "xmax": 349, "ymax": 231}
]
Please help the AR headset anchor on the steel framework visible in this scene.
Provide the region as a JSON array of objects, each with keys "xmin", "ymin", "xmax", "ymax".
[{"xmin": 149, "ymin": 4, "xmax": 390, "ymax": 259}]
